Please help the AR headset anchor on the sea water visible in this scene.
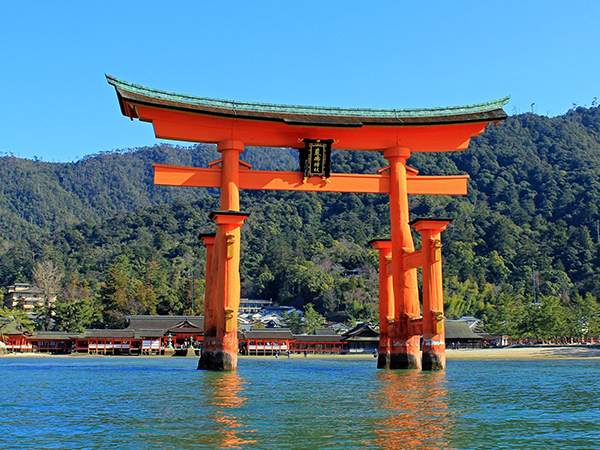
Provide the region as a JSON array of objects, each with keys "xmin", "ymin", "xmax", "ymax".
[{"xmin": 0, "ymin": 356, "xmax": 598, "ymax": 449}]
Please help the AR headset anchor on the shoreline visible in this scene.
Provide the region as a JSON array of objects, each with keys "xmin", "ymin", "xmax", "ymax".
[
  {"xmin": 2, "ymin": 345, "xmax": 600, "ymax": 360},
  {"xmin": 446, "ymin": 345, "xmax": 600, "ymax": 360}
]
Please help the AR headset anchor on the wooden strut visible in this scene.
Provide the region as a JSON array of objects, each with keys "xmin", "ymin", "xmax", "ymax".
[{"xmin": 152, "ymin": 164, "xmax": 469, "ymax": 195}]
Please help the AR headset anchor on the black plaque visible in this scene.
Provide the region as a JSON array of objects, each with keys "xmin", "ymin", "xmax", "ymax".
[{"xmin": 299, "ymin": 139, "xmax": 333, "ymax": 181}]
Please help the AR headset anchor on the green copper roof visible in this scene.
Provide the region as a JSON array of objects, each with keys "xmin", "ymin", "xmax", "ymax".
[{"xmin": 106, "ymin": 74, "xmax": 509, "ymax": 126}]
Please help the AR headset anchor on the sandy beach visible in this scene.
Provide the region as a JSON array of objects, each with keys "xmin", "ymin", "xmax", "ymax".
[
  {"xmin": 446, "ymin": 345, "xmax": 600, "ymax": 360},
  {"xmin": 2, "ymin": 345, "xmax": 600, "ymax": 360}
]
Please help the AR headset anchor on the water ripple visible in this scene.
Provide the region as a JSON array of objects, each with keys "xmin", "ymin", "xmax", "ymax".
[{"xmin": 0, "ymin": 357, "xmax": 599, "ymax": 449}]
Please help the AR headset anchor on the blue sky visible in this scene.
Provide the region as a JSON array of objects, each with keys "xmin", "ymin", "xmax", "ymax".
[{"xmin": 1, "ymin": 1, "xmax": 599, "ymax": 162}]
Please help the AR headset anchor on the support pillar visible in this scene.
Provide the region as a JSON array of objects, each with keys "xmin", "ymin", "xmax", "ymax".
[
  {"xmin": 198, "ymin": 211, "xmax": 249, "ymax": 371},
  {"xmin": 384, "ymin": 146, "xmax": 421, "ymax": 369},
  {"xmin": 199, "ymin": 139, "xmax": 247, "ymax": 371},
  {"xmin": 198, "ymin": 233, "xmax": 216, "ymax": 346},
  {"xmin": 218, "ymin": 139, "xmax": 244, "ymax": 211},
  {"xmin": 411, "ymin": 218, "xmax": 451, "ymax": 371},
  {"xmin": 369, "ymin": 239, "xmax": 394, "ymax": 369}
]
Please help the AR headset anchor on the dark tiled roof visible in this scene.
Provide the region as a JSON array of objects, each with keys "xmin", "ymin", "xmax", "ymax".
[
  {"xmin": 27, "ymin": 331, "xmax": 81, "ymax": 340},
  {"xmin": 445, "ymin": 321, "xmax": 483, "ymax": 340},
  {"xmin": 83, "ymin": 329, "xmax": 136, "ymax": 339},
  {"xmin": 294, "ymin": 335, "xmax": 343, "ymax": 343},
  {"xmin": 125, "ymin": 315, "xmax": 204, "ymax": 332},
  {"xmin": 343, "ymin": 323, "xmax": 380, "ymax": 339},
  {"xmin": 165, "ymin": 324, "xmax": 203, "ymax": 334},
  {"xmin": 107, "ymin": 75, "xmax": 509, "ymax": 127},
  {"xmin": 135, "ymin": 329, "xmax": 165, "ymax": 338},
  {"xmin": 243, "ymin": 329, "xmax": 294, "ymax": 340},
  {"xmin": 314, "ymin": 328, "xmax": 338, "ymax": 335},
  {"xmin": 478, "ymin": 333, "xmax": 501, "ymax": 340}
]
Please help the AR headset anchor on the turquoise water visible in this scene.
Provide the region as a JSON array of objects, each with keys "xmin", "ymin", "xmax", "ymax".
[{"xmin": 0, "ymin": 357, "xmax": 599, "ymax": 449}]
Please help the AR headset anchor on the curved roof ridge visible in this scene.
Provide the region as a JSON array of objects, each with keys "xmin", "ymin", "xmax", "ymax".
[{"xmin": 106, "ymin": 74, "xmax": 509, "ymax": 119}]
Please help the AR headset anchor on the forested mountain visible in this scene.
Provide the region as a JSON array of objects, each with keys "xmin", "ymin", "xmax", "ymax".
[
  {"xmin": 2, "ymin": 106, "xmax": 600, "ymax": 338},
  {"xmin": 0, "ymin": 144, "xmax": 298, "ymax": 241}
]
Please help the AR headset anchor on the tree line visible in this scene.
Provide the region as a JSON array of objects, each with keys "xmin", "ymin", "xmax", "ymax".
[{"xmin": 1, "ymin": 106, "xmax": 600, "ymax": 340}]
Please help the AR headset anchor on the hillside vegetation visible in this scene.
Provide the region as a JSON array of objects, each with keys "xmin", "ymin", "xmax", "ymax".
[{"xmin": 2, "ymin": 106, "xmax": 600, "ymax": 338}]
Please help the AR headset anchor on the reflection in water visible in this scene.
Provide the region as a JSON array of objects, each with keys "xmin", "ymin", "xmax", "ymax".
[
  {"xmin": 205, "ymin": 372, "xmax": 257, "ymax": 449},
  {"xmin": 372, "ymin": 370, "xmax": 455, "ymax": 450}
]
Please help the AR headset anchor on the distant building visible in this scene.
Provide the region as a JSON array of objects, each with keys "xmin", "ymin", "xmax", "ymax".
[
  {"xmin": 342, "ymin": 322, "xmax": 380, "ymax": 353},
  {"xmin": 478, "ymin": 333, "xmax": 510, "ymax": 347},
  {"xmin": 2, "ymin": 314, "xmax": 491, "ymax": 355},
  {"xmin": 343, "ymin": 268, "xmax": 360, "ymax": 277},
  {"xmin": 315, "ymin": 328, "xmax": 338, "ymax": 336},
  {"xmin": 242, "ymin": 329, "xmax": 294, "ymax": 355},
  {"xmin": 456, "ymin": 316, "xmax": 481, "ymax": 331},
  {"xmin": 239, "ymin": 298, "xmax": 272, "ymax": 315},
  {"xmin": 4, "ymin": 283, "xmax": 56, "ymax": 318},
  {"xmin": 260, "ymin": 305, "xmax": 302, "ymax": 318},
  {"xmin": 445, "ymin": 320, "xmax": 484, "ymax": 349}
]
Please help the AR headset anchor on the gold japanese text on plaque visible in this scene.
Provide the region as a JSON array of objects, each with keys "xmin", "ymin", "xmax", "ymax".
[{"xmin": 299, "ymin": 139, "xmax": 333, "ymax": 182}]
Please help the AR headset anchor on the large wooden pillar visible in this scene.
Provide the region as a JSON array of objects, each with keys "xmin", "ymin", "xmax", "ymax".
[
  {"xmin": 199, "ymin": 140, "xmax": 248, "ymax": 371},
  {"xmin": 218, "ymin": 140, "xmax": 244, "ymax": 211},
  {"xmin": 198, "ymin": 232, "xmax": 216, "ymax": 345},
  {"xmin": 370, "ymin": 239, "xmax": 394, "ymax": 369},
  {"xmin": 411, "ymin": 219, "xmax": 451, "ymax": 371},
  {"xmin": 198, "ymin": 211, "xmax": 249, "ymax": 370},
  {"xmin": 384, "ymin": 146, "xmax": 421, "ymax": 370}
]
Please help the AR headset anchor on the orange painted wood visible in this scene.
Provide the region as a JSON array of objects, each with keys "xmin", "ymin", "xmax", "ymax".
[
  {"xmin": 218, "ymin": 140, "xmax": 244, "ymax": 210},
  {"xmin": 412, "ymin": 219, "xmax": 451, "ymax": 370},
  {"xmin": 152, "ymin": 164, "xmax": 468, "ymax": 195},
  {"xmin": 371, "ymin": 240, "xmax": 394, "ymax": 368},
  {"xmin": 385, "ymin": 146, "xmax": 422, "ymax": 369},
  {"xmin": 135, "ymin": 105, "xmax": 488, "ymax": 152},
  {"xmin": 402, "ymin": 250, "xmax": 425, "ymax": 271}
]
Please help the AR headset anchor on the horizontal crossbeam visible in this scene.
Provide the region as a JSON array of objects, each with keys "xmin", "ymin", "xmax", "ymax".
[
  {"xmin": 403, "ymin": 250, "xmax": 425, "ymax": 271},
  {"xmin": 152, "ymin": 164, "xmax": 469, "ymax": 195}
]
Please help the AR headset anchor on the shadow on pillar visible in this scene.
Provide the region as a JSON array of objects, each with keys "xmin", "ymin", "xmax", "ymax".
[
  {"xmin": 198, "ymin": 350, "xmax": 236, "ymax": 371},
  {"xmin": 377, "ymin": 352, "xmax": 391, "ymax": 369},
  {"xmin": 422, "ymin": 351, "xmax": 445, "ymax": 371},
  {"xmin": 389, "ymin": 342, "xmax": 422, "ymax": 370}
]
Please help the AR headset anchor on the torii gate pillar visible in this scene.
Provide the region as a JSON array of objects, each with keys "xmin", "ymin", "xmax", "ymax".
[
  {"xmin": 385, "ymin": 146, "xmax": 421, "ymax": 370},
  {"xmin": 198, "ymin": 139, "xmax": 249, "ymax": 371},
  {"xmin": 411, "ymin": 219, "xmax": 452, "ymax": 371},
  {"xmin": 369, "ymin": 239, "xmax": 394, "ymax": 369},
  {"xmin": 198, "ymin": 232, "xmax": 216, "ymax": 348},
  {"xmin": 199, "ymin": 211, "xmax": 249, "ymax": 371}
]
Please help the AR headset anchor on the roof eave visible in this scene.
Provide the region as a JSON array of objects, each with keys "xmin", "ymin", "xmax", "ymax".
[{"xmin": 107, "ymin": 74, "xmax": 509, "ymax": 127}]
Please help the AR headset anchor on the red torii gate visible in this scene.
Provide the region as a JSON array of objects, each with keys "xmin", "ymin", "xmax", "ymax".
[{"xmin": 107, "ymin": 75, "xmax": 508, "ymax": 371}]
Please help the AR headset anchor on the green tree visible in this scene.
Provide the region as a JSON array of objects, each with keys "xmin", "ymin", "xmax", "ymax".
[
  {"xmin": 282, "ymin": 310, "xmax": 304, "ymax": 334},
  {"xmin": 52, "ymin": 275, "xmax": 100, "ymax": 332},
  {"xmin": 101, "ymin": 255, "xmax": 132, "ymax": 328},
  {"xmin": 303, "ymin": 303, "xmax": 325, "ymax": 334},
  {"xmin": 0, "ymin": 305, "xmax": 34, "ymax": 334},
  {"xmin": 288, "ymin": 262, "xmax": 334, "ymax": 303}
]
